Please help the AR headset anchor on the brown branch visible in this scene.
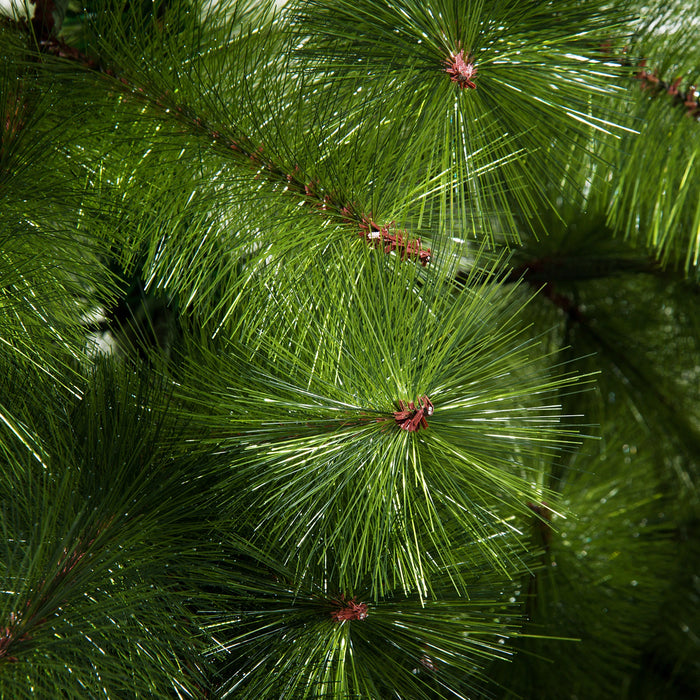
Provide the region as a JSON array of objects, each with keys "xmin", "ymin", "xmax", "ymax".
[
  {"xmin": 501, "ymin": 259, "xmax": 587, "ymax": 322},
  {"xmin": 527, "ymin": 501, "xmax": 553, "ymax": 552},
  {"xmin": 29, "ymin": 0, "xmax": 60, "ymax": 41},
  {"xmin": 636, "ymin": 60, "xmax": 700, "ymax": 120},
  {"xmin": 596, "ymin": 43, "xmax": 700, "ymax": 121},
  {"xmin": 525, "ymin": 501, "xmax": 554, "ymax": 619},
  {"xmin": 502, "ymin": 251, "xmax": 663, "ymax": 323},
  {"xmin": 330, "ymin": 595, "xmax": 368, "ymax": 622},
  {"xmin": 0, "ymin": 613, "xmax": 29, "ymax": 664},
  {"xmin": 392, "ymin": 395, "xmax": 434, "ymax": 432},
  {"xmin": 0, "ymin": 518, "xmax": 113, "ymax": 664}
]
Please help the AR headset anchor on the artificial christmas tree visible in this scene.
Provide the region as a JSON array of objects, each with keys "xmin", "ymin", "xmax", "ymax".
[{"xmin": 1, "ymin": 0, "xmax": 698, "ymax": 697}]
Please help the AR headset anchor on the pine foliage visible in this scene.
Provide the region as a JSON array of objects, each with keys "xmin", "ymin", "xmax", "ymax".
[{"xmin": 1, "ymin": 1, "xmax": 699, "ymax": 698}]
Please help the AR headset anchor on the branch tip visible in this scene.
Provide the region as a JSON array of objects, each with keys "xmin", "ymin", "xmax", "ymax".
[
  {"xmin": 394, "ymin": 395, "xmax": 434, "ymax": 432},
  {"xmin": 330, "ymin": 596, "xmax": 368, "ymax": 622},
  {"xmin": 445, "ymin": 49, "xmax": 477, "ymax": 90}
]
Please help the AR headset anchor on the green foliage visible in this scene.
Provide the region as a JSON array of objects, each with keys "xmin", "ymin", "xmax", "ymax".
[
  {"xmin": 174, "ymin": 250, "xmax": 583, "ymax": 598},
  {"xmin": 292, "ymin": 0, "xmax": 634, "ymax": 244},
  {"xmin": 202, "ymin": 536, "xmax": 529, "ymax": 699},
  {"xmin": 0, "ymin": 364, "xmax": 214, "ymax": 696},
  {"xmin": 492, "ymin": 428, "xmax": 677, "ymax": 699},
  {"xmin": 0, "ymin": 0, "xmax": 698, "ymax": 698},
  {"xmin": 606, "ymin": 0, "xmax": 700, "ymax": 271}
]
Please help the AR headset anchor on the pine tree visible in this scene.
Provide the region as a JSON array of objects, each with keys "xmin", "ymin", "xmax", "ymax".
[{"xmin": 1, "ymin": 1, "xmax": 699, "ymax": 697}]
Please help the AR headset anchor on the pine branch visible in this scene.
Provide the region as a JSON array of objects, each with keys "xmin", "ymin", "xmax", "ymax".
[
  {"xmin": 635, "ymin": 60, "xmax": 700, "ymax": 120},
  {"xmin": 172, "ymin": 249, "xmax": 586, "ymax": 599},
  {"xmin": 490, "ymin": 431, "xmax": 677, "ymax": 700},
  {"xmin": 201, "ymin": 535, "xmax": 529, "ymax": 700},
  {"xmin": 499, "ymin": 240, "xmax": 700, "ymax": 503},
  {"xmin": 3, "ymin": 9, "xmax": 433, "ymax": 271},
  {"xmin": 2, "ymin": 2, "xmax": 699, "ymax": 697},
  {"xmin": 596, "ymin": 12, "xmax": 700, "ymax": 273},
  {"xmin": 0, "ymin": 362, "xmax": 217, "ymax": 696},
  {"xmin": 291, "ymin": 0, "xmax": 634, "ymax": 245}
]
